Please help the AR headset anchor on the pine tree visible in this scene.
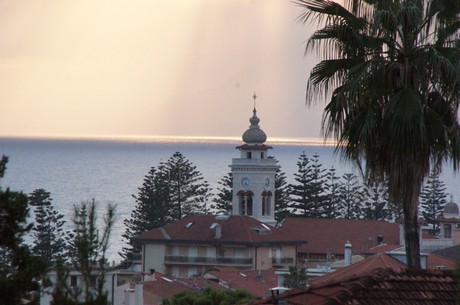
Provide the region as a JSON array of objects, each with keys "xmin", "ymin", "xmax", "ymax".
[
  {"xmin": 165, "ymin": 152, "xmax": 211, "ymax": 219},
  {"xmin": 121, "ymin": 165, "xmax": 171, "ymax": 260},
  {"xmin": 362, "ymin": 180, "xmax": 390, "ymax": 220},
  {"xmin": 323, "ymin": 167, "xmax": 340, "ymax": 219},
  {"xmin": 289, "ymin": 152, "xmax": 311, "ymax": 216},
  {"xmin": 211, "ymin": 172, "xmax": 233, "ymax": 215},
  {"xmin": 29, "ymin": 189, "xmax": 67, "ymax": 266},
  {"xmin": 308, "ymin": 153, "xmax": 327, "ymax": 218},
  {"xmin": 0, "ymin": 156, "xmax": 47, "ymax": 305},
  {"xmin": 275, "ymin": 162, "xmax": 291, "ymax": 222},
  {"xmin": 289, "ymin": 152, "xmax": 327, "ymax": 218},
  {"xmin": 420, "ymin": 170, "xmax": 448, "ymax": 235},
  {"xmin": 338, "ymin": 173, "xmax": 364, "ymax": 219}
]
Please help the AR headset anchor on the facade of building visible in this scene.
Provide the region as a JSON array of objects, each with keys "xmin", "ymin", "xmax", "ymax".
[
  {"xmin": 230, "ymin": 103, "xmax": 278, "ymax": 226},
  {"xmin": 134, "ymin": 214, "xmax": 303, "ymax": 278}
]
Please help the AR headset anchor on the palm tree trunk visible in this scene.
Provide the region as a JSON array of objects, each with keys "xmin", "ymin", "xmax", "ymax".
[
  {"xmin": 403, "ymin": 209, "xmax": 421, "ymax": 270},
  {"xmin": 402, "ymin": 181, "xmax": 422, "ymax": 270}
]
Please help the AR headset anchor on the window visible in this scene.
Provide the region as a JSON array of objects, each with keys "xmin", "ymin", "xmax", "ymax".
[
  {"xmin": 70, "ymin": 275, "xmax": 77, "ymax": 287},
  {"xmin": 444, "ymin": 224, "xmax": 452, "ymax": 238},
  {"xmin": 238, "ymin": 191, "xmax": 253, "ymax": 216},
  {"xmin": 247, "ymin": 152, "xmax": 252, "ymax": 159},
  {"xmin": 262, "ymin": 191, "xmax": 272, "ymax": 216},
  {"xmin": 261, "ymin": 152, "xmax": 264, "ymax": 159}
]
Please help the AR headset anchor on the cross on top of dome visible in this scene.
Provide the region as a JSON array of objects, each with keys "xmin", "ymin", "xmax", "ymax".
[{"xmin": 242, "ymin": 93, "xmax": 267, "ymax": 144}]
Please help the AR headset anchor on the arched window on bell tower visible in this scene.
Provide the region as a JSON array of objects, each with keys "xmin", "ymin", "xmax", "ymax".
[
  {"xmin": 262, "ymin": 191, "xmax": 272, "ymax": 216},
  {"xmin": 238, "ymin": 191, "xmax": 253, "ymax": 216}
]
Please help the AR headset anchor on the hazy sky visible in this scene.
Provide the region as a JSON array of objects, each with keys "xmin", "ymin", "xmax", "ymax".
[{"xmin": 0, "ymin": 0, "xmax": 325, "ymax": 140}]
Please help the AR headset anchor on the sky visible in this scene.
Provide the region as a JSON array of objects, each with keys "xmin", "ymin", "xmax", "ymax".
[{"xmin": 0, "ymin": 0, "xmax": 326, "ymax": 141}]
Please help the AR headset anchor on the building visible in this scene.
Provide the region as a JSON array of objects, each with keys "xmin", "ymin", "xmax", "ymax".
[
  {"xmin": 133, "ymin": 214, "xmax": 304, "ymax": 278},
  {"xmin": 280, "ymin": 218, "xmax": 401, "ymax": 266},
  {"xmin": 230, "ymin": 97, "xmax": 278, "ymax": 226},
  {"xmin": 249, "ymin": 268, "xmax": 460, "ymax": 305}
]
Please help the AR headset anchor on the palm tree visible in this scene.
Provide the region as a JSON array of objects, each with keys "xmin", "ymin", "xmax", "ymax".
[{"xmin": 296, "ymin": 0, "xmax": 460, "ymax": 269}]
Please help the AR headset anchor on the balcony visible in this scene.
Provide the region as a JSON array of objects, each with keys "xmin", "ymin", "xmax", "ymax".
[
  {"xmin": 164, "ymin": 255, "xmax": 253, "ymax": 267},
  {"xmin": 231, "ymin": 158, "xmax": 277, "ymax": 167},
  {"xmin": 272, "ymin": 257, "xmax": 295, "ymax": 267}
]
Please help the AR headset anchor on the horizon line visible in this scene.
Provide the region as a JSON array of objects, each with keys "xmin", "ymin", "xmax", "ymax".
[{"xmin": 0, "ymin": 133, "xmax": 338, "ymax": 146}]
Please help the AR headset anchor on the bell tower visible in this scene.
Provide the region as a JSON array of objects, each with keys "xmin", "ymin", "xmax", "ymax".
[{"xmin": 230, "ymin": 94, "xmax": 278, "ymax": 226}]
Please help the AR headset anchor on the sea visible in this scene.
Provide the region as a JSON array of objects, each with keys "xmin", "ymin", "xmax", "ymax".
[{"xmin": 1, "ymin": 136, "xmax": 459, "ymax": 263}]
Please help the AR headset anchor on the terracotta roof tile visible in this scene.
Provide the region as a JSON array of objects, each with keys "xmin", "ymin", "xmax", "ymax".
[
  {"xmin": 250, "ymin": 268, "xmax": 460, "ymax": 305},
  {"xmin": 281, "ymin": 218, "xmax": 400, "ymax": 255},
  {"xmin": 312, "ymin": 253, "xmax": 406, "ymax": 286},
  {"xmin": 134, "ymin": 215, "xmax": 304, "ymax": 245}
]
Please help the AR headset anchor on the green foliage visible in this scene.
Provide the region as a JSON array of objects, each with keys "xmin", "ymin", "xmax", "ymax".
[
  {"xmin": 275, "ymin": 161, "xmax": 292, "ymax": 222},
  {"xmin": 62, "ymin": 200, "xmax": 115, "ymax": 305},
  {"xmin": 122, "ymin": 152, "xmax": 211, "ymax": 260},
  {"xmin": 282, "ymin": 265, "xmax": 308, "ymax": 288},
  {"xmin": 323, "ymin": 167, "xmax": 340, "ymax": 218},
  {"xmin": 298, "ymin": 0, "xmax": 460, "ymax": 269},
  {"xmin": 338, "ymin": 173, "xmax": 364, "ymax": 219},
  {"xmin": 211, "ymin": 172, "xmax": 233, "ymax": 214},
  {"xmin": 165, "ymin": 152, "xmax": 211, "ymax": 219},
  {"xmin": 362, "ymin": 180, "xmax": 390, "ymax": 221},
  {"xmin": 121, "ymin": 165, "xmax": 171, "ymax": 259},
  {"xmin": 0, "ymin": 155, "xmax": 7, "ymax": 179},
  {"xmin": 29, "ymin": 189, "xmax": 67, "ymax": 266},
  {"xmin": 289, "ymin": 152, "xmax": 327, "ymax": 217},
  {"xmin": 163, "ymin": 287, "xmax": 254, "ymax": 305},
  {"xmin": 420, "ymin": 169, "xmax": 448, "ymax": 235},
  {"xmin": 0, "ymin": 157, "xmax": 47, "ymax": 305}
]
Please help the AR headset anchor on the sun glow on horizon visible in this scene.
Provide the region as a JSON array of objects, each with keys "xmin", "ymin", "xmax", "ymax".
[{"xmin": 0, "ymin": 0, "xmax": 322, "ymax": 140}]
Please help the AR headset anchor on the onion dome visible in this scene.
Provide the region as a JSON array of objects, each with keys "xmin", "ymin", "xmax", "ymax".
[
  {"xmin": 444, "ymin": 195, "xmax": 459, "ymax": 218},
  {"xmin": 242, "ymin": 108, "xmax": 267, "ymax": 144}
]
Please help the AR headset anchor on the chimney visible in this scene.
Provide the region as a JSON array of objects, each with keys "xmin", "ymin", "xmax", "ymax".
[
  {"xmin": 377, "ymin": 235, "xmax": 384, "ymax": 245},
  {"xmin": 344, "ymin": 241, "xmax": 352, "ymax": 266},
  {"xmin": 215, "ymin": 224, "xmax": 222, "ymax": 239}
]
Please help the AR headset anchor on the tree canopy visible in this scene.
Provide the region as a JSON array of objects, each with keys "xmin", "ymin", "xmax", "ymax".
[{"xmin": 297, "ymin": 0, "xmax": 460, "ymax": 269}]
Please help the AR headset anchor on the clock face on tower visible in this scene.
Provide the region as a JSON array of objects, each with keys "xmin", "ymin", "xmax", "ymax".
[
  {"xmin": 241, "ymin": 177, "xmax": 250, "ymax": 189},
  {"xmin": 264, "ymin": 178, "xmax": 270, "ymax": 190}
]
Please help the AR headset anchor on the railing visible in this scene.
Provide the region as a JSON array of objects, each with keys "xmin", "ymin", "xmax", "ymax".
[
  {"xmin": 272, "ymin": 257, "xmax": 295, "ymax": 266},
  {"xmin": 164, "ymin": 255, "xmax": 253, "ymax": 266},
  {"xmin": 421, "ymin": 238, "xmax": 454, "ymax": 252},
  {"xmin": 231, "ymin": 158, "xmax": 277, "ymax": 166}
]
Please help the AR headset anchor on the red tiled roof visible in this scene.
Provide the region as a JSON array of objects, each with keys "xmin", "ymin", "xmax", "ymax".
[
  {"xmin": 207, "ymin": 267, "xmax": 278, "ymax": 298},
  {"xmin": 281, "ymin": 218, "xmax": 400, "ymax": 255},
  {"xmin": 313, "ymin": 251, "xmax": 457, "ymax": 287},
  {"xmin": 426, "ymin": 252, "xmax": 457, "ymax": 270},
  {"xmin": 312, "ymin": 253, "xmax": 405, "ymax": 286},
  {"xmin": 366, "ymin": 244, "xmax": 402, "ymax": 254},
  {"xmin": 134, "ymin": 215, "xmax": 304, "ymax": 246},
  {"xmin": 249, "ymin": 268, "xmax": 460, "ymax": 305}
]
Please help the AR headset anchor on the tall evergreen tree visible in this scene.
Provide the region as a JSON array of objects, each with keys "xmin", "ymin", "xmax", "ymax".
[
  {"xmin": 420, "ymin": 169, "xmax": 448, "ymax": 235},
  {"xmin": 323, "ymin": 167, "xmax": 340, "ymax": 219},
  {"xmin": 362, "ymin": 180, "xmax": 390, "ymax": 220},
  {"xmin": 29, "ymin": 189, "xmax": 67, "ymax": 266},
  {"xmin": 121, "ymin": 165, "xmax": 171, "ymax": 260},
  {"xmin": 122, "ymin": 152, "xmax": 210, "ymax": 260},
  {"xmin": 165, "ymin": 152, "xmax": 211, "ymax": 219},
  {"xmin": 338, "ymin": 173, "xmax": 364, "ymax": 219},
  {"xmin": 211, "ymin": 172, "xmax": 233, "ymax": 215},
  {"xmin": 308, "ymin": 153, "xmax": 327, "ymax": 218},
  {"xmin": 289, "ymin": 152, "xmax": 327, "ymax": 218},
  {"xmin": 289, "ymin": 152, "xmax": 311, "ymax": 216},
  {"xmin": 0, "ymin": 156, "xmax": 47, "ymax": 305},
  {"xmin": 274, "ymin": 162, "xmax": 292, "ymax": 222}
]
